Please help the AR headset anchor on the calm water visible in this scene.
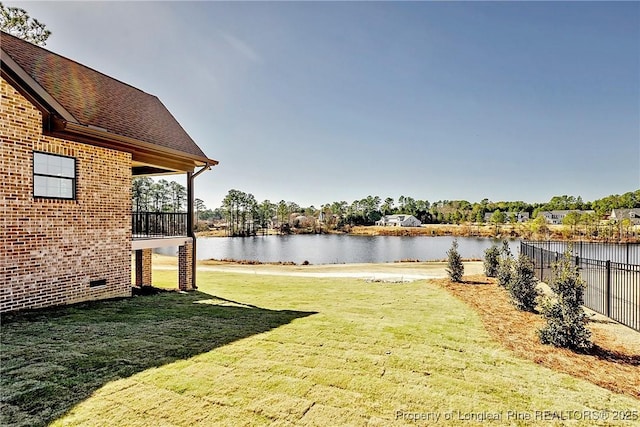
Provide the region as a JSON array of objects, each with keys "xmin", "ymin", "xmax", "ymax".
[{"xmin": 157, "ymin": 235, "xmax": 520, "ymax": 264}]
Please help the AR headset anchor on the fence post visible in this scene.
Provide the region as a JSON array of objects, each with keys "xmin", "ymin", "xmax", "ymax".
[
  {"xmin": 605, "ymin": 260, "xmax": 611, "ymax": 318},
  {"xmin": 627, "ymin": 243, "xmax": 630, "ymax": 265},
  {"xmin": 539, "ymin": 247, "xmax": 544, "ymax": 280}
]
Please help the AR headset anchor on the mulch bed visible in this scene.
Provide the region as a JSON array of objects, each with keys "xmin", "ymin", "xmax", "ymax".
[{"xmin": 434, "ymin": 275, "xmax": 640, "ymax": 400}]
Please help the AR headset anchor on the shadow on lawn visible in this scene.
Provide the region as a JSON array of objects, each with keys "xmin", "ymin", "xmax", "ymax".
[
  {"xmin": 0, "ymin": 289, "xmax": 316, "ymax": 427},
  {"xmin": 590, "ymin": 345, "xmax": 640, "ymax": 366},
  {"xmin": 461, "ymin": 279, "xmax": 492, "ymax": 285}
]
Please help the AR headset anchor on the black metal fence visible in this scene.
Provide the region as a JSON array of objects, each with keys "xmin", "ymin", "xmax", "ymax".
[
  {"xmin": 522, "ymin": 240, "xmax": 640, "ymax": 265},
  {"xmin": 132, "ymin": 212, "xmax": 188, "ymax": 238},
  {"xmin": 521, "ymin": 241, "xmax": 640, "ymax": 331}
]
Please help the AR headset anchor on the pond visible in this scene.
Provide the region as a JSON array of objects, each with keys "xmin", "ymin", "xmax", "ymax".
[{"xmin": 156, "ymin": 235, "xmax": 521, "ymax": 265}]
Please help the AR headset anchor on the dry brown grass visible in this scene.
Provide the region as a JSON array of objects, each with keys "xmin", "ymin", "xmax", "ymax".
[
  {"xmin": 348, "ymin": 223, "xmax": 551, "ymax": 240},
  {"xmin": 209, "ymin": 258, "xmax": 298, "ymax": 266},
  {"xmin": 435, "ymin": 274, "xmax": 640, "ymax": 400},
  {"xmin": 197, "ymin": 224, "xmax": 640, "ymax": 242},
  {"xmin": 196, "ymin": 229, "xmax": 230, "ymax": 237},
  {"xmin": 350, "ymin": 224, "xmax": 512, "ymax": 238}
]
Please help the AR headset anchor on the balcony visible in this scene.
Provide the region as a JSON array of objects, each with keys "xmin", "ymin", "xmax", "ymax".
[
  {"xmin": 131, "ymin": 212, "xmax": 194, "ymax": 291},
  {"xmin": 132, "ymin": 212, "xmax": 188, "ymax": 239}
]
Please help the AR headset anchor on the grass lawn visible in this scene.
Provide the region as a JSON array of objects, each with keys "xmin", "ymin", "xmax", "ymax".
[{"xmin": 2, "ymin": 268, "xmax": 639, "ymax": 426}]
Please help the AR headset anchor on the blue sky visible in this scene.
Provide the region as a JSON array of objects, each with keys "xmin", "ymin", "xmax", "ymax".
[{"xmin": 14, "ymin": 1, "xmax": 640, "ymax": 210}]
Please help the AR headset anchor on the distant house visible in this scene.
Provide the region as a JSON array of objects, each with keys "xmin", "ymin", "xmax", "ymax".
[
  {"xmin": 483, "ymin": 211, "xmax": 530, "ymax": 223},
  {"xmin": 1, "ymin": 32, "xmax": 218, "ymax": 312},
  {"xmin": 610, "ymin": 208, "xmax": 640, "ymax": 225},
  {"xmin": 538, "ymin": 210, "xmax": 595, "ymax": 225},
  {"xmin": 376, "ymin": 214, "xmax": 421, "ymax": 227}
]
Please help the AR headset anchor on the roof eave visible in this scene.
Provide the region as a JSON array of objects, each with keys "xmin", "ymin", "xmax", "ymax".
[{"xmin": 54, "ymin": 118, "xmax": 218, "ymax": 173}]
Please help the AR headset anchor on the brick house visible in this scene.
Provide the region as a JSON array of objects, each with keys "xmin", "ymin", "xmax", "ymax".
[{"xmin": 1, "ymin": 32, "xmax": 217, "ymax": 312}]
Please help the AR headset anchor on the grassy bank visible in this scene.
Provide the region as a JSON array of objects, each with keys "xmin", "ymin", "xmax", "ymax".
[
  {"xmin": 350, "ymin": 224, "xmax": 516, "ymax": 238},
  {"xmin": 349, "ymin": 224, "xmax": 640, "ymax": 242},
  {"xmin": 196, "ymin": 224, "xmax": 514, "ymax": 238},
  {"xmin": 3, "ymin": 268, "xmax": 638, "ymax": 426},
  {"xmin": 199, "ymin": 224, "xmax": 639, "ymax": 242}
]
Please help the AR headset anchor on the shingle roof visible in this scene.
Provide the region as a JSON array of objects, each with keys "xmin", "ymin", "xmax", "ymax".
[
  {"xmin": 611, "ymin": 208, "xmax": 640, "ymax": 219},
  {"xmin": 1, "ymin": 32, "xmax": 211, "ymax": 162}
]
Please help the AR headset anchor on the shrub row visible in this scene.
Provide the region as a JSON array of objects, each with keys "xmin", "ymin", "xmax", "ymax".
[{"xmin": 483, "ymin": 241, "xmax": 591, "ymax": 352}]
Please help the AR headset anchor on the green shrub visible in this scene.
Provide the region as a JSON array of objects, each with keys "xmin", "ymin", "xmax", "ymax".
[
  {"xmin": 496, "ymin": 240, "xmax": 513, "ymax": 288},
  {"xmin": 538, "ymin": 251, "xmax": 592, "ymax": 352},
  {"xmin": 446, "ymin": 239, "xmax": 464, "ymax": 282},
  {"xmin": 483, "ymin": 244, "xmax": 500, "ymax": 277},
  {"xmin": 509, "ymin": 254, "xmax": 540, "ymax": 312},
  {"xmin": 194, "ymin": 221, "xmax": 210, "ymax": 232}
]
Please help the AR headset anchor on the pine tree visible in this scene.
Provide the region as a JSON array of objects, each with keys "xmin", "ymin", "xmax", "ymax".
[{"xmin": 0, "ymin": 3, "xmax": 51, "ymax": 46}]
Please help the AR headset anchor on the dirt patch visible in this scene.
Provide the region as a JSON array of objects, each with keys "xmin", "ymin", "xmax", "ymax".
[{"xmin": 434, "ymin": 274, "xmax": 640, "ymax": 400}]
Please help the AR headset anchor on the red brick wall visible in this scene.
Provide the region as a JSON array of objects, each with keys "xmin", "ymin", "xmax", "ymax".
[
  {"xmin": 134, "ymin": 249, "xmax": 153, "ymax": 287},
  {"xmin": 178, "ymin": 239, "xmax": 194, "ymax": 291},
  {"xmin": 0, "ymin": 76, "xmax": 132, "ymax": 312}
]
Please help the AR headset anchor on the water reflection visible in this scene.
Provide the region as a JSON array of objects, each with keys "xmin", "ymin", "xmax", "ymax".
[{"xmin": 157, "ymin": 235, "xmax": 521, "ymax": 265}]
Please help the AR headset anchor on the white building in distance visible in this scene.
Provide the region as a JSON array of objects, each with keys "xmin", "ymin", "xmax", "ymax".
[{"xmin": 375, "ymin": 214, "xmax": 422, "ymax": 227}]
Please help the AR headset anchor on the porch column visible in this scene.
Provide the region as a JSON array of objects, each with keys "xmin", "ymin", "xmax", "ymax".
[
  {"xmin": 135, "ymin": 248, "xmax": 152, "ymax": 287},
  {"xmin": 178, "ymin": 239, "xmax": 194, "ymax": 291}
]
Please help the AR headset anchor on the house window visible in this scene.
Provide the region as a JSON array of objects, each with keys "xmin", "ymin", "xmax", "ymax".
[{"xmin": 33, "ymin": 152, "xmax": 76, "ymax": 199}]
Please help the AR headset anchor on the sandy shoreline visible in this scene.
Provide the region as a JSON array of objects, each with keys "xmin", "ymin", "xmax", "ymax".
[{"xmin": 151, "ymin": 254, "xmax": 485, "ymax": 281}]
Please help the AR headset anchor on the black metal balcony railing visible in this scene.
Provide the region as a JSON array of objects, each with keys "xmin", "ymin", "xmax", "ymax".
[{"xmin": 132, "ymin": 212, "xmax": 188, "ymax": 238}]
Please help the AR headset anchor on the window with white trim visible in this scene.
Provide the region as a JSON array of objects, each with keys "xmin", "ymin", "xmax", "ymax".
[{"xmin": 33, "ymin": 152, "xmax": 76, "ymax": 199}]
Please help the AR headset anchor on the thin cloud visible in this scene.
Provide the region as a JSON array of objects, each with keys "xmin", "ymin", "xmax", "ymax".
[{"xmin": 220, "ymin": 32, "xmax": 262, "ymax": 63}]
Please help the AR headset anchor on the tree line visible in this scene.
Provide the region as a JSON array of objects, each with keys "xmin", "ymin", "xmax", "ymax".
[
  {"xmin": 131, "ymin": 179, "xmax": 639, "ymax": 236},
  {"xmin": 213, "ymin": 189, "xmax": 640, "ymax": 236}
]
